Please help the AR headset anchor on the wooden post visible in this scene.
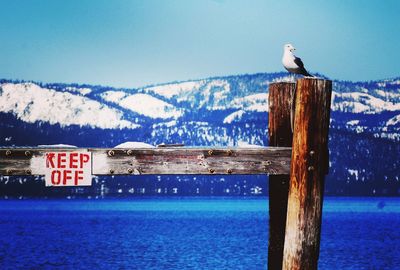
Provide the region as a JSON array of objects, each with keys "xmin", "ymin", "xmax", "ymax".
[
  {"xmin": 283, "ymin": 78, "xmax": 332, "ymax": 270},
  {"xmin": 268, "ymin": 82, "xmax": 296, "ymax": 270}
]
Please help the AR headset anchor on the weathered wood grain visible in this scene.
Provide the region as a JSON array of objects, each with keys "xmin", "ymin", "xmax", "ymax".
[
  {"xmin": 91, "ymin": 147, "xmax": 291, "ymax": 175},
  {"xmin": 268, "ymin": 82, "xmax": 295, "ymax": 270},
  {"xmin": 283, "ymin": 78, "xmax": 332, "ymax": 270},
  {"xmin": 0, "ymin": 147, "xmax": 292, "ymax": 175}
]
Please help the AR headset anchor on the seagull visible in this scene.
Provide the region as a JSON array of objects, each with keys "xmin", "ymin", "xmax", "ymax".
[{"xmin": 282, "ymin": 43, "xmax": 314, "ymax": 77}]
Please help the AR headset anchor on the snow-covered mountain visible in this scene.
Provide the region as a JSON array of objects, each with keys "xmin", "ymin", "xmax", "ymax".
[
  {"xmin": 100, "ymin": 91, "xmax": 183, "ymax": 119},
  {"xmin": 0, "ymin": 82, "xmax": 139, "ymax": 129},
  {"xmin": 1, "ymin": 73, "xmax": 399, "ymax": 141}
]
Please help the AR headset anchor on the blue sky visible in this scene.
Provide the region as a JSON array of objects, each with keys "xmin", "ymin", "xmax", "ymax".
[{"xmin": 0, "ymin": 0, "xmax": 399, "ymax": 88}]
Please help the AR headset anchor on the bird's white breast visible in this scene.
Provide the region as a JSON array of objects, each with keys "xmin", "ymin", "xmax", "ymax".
[{"xmin": 282, "ymin": 52, "xmax": 299, "ymax": 70}]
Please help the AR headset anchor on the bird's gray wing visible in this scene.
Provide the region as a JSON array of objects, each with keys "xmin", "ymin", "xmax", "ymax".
[
  {"xmin": 294, "ymin": 57, "xmax": 305, "ymax": 69},
  {"xmin": 294, "ymin": 56, "xmax": 312, "ymax": 76}
]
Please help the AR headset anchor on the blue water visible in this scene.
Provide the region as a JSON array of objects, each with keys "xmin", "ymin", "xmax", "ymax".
[{"xmin": 0, "ymin": 198, "xmax": 399, "ymax": 270}]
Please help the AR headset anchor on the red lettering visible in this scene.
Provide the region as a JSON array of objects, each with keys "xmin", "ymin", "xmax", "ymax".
[
  {"xmin": 51, "ymin": 170, "xmax": 61, "ymax": 185},
  {"xmin": 46, "ymin": 153, "xmax": 56, "ymax": 168},
  {"xmin": 58, "ymin": 153, "xmax": 67, "ymax": 169},
  {"xmin": 80, "ymin": 154, "xmax": 90, "ymax": 168},
  {"xmin": 74, "ymin": 170, "xmax": 84, "ymax": 185},
  {"xmin": 47, "ymin": 152, "xmax": 91, "ymax": 186},
  {"xmin": 70, "ymin": 153, "xmax": 78, "ymax": 169},
  {"xmin": 63, "ymin": 170, "xmax": 72, "ymax": 185}
]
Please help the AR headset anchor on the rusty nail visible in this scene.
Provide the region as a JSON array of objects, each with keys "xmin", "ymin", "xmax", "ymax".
[
  {"xmin": 227, "ymin": 150, "xmax": 233, "ymax": 156},
  {"xmin": 208, "ymin": 168, "xmax": 215, "ymax": 174},
  {"xmin": 108, "ymin": 150, "xmax": 115, "ymax": 157},
  {"xmin": 308, "ymin": 166, "xmax": 314, "ymax": 171},
  {"xmin": 109, "ymin": 169, "xmax": 114, "ymax": 174},
  {"xmin": 25, "ymin": 150, "xmax": 31, "ymax": 157},
  {"xmin": 26, "ymin": 169, "xmax": 32, "ymax": 175},
  {"xmin": 127, "ymin": 168, "xmax": 133, "ymax": 174},
  {"xmin": 208, "ymin": 150, "xmax": 213, "ymax": 156},
  {"xmin": 5, "ymin": 150, "xmax": 11, "ymax": 156},
  {"xmin": 127, "ymin": 150, "xmax": 133, "ymax": 156},
  {"xmin": 227, "ymin": 169, "xmax": 232, "ymax": 174}
]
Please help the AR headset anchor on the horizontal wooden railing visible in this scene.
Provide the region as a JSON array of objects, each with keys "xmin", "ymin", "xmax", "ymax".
[{"xmin": 0, "ymin": 147, "xmax": 292, "ymax": 176}]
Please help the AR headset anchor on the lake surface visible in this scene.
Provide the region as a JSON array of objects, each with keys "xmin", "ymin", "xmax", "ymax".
[{"xmin": 0, "ymin": 197, "xmax": 399, "ymax": 269}]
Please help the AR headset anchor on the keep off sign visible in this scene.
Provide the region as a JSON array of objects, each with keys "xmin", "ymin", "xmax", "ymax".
[{"xmin": 45, "ymin": 151, "xmax": 92, "ymax": 187}]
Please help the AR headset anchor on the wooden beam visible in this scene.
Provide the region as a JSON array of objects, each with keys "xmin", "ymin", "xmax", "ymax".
[
  {"xmin": 0, "ymin": 147, "xmax": 292, "ymax": 176},
  {"xmin": 268, "ymin": 82, "xmax": 295, "ymax": 269},
  {"xmin": 283, "ymin": 78, "xmax": 332, "ymax": 270}
]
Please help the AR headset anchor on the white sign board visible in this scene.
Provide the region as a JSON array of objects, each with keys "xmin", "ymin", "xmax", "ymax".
[{"xmin": 44, "ymin": 151, "xmax": 92, "ymax": 187}]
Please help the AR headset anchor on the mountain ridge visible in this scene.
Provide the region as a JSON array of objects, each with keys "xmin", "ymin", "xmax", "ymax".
[{"xmin": 1, "ymin": 72, "xmax": 399, "ymax": 141}]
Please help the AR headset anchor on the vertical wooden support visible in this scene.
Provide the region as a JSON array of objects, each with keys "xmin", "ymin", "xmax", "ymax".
[
  {"xmin": 283, "ymin": 78, "xmax": 332, "ymax": 270},
  {"xmin": 268, "ymin": 82, "xmax": 296, "ymax": 270}
]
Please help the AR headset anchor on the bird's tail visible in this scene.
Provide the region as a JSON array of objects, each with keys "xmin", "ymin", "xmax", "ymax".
[
  {"xmin": 299, "ymin": 67, "xmax": 314, "ymax": 77},
  {"xmin": 304, "ymin": 71, "xmax": 314, "ymax": 77}
]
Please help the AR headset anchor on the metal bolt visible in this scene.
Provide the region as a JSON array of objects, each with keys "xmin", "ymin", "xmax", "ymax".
[
  {"xmin": 308, "ymin": 166, "xmax": 314, "ymax": 171},
  {"xmin": 127, "ymin": 150, "xmax": 133, "ymax": 156},
  {"xmin": 6, "ymin": 169, "xmax": 12, "ymax": 175},
  {"xmin": 26, "ymin": 169, "xmax": 32, "ymax": 175},
  {"xmin": 208, "ymin": 150, "xmax": 213, "ymax": 156},
  {"xmin": 127, "ymin": 168, "xmax": 133, "ymax": 174},
  {"xmin": 5, "ymin": 150, "xmax": 11, "ymax": 156},
  {"xmin": 208, "ymin": 168, "xmax": 215, "ymax": 174},
  {"xmin": 25, "ymin": 150, "xmax": 31, "ymax": 157},
  {"xmin": 227, "ymin": 150, "xmax": 233, "ymax": 156},
  {"xmin": 108, "ymin": 150, "xmax": 115, "ymax": 157},
  {"xmin": 227, "ymin": 169, "xmax": 232, "ymax": 174},
  {"xmin": 266, "ymin": 160, "xmax": 272, "ymax": 166},
  {"xmin": 310, "ymin": 150, "xmax": 315, "ymax": 156},
  {"xmin": 109, "ymin": 169, "xmax": 115, "ymax": 174}
]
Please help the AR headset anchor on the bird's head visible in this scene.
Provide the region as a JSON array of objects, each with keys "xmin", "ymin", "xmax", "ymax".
[{"xmin": 284, "ymin": 43, "xmax": 295, "ymax": 53}]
